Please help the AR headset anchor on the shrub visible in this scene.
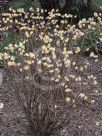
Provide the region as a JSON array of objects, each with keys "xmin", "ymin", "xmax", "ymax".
[
  {"xmin": 0, "ymin": 8, "xmax": 102, "ymax": 136},
  {"xmin": 77, "ymin": 12, "xmax": 102, "ymax": 52}
]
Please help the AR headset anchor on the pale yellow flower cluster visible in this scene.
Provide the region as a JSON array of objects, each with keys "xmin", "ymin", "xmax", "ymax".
[
  {"xmin": 78, "ymin": 12, "xmax": 102, "ymax": 30},
  {"xmin": 0, "ymin": 8, "xmax": 101, "ymax": 108},
  {"xmin": 0, "ymin": 39, "xmax": 99, "ymax": 108},
  {"xmin": 1, "ymin": 8, "xmax": 86, "ymax": 42}
]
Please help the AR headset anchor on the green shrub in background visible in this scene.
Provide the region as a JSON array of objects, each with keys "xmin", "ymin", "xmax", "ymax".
[
  {"xmin": 8, "ymin": 0, "xmax": 41, "ymax": 10},
  {"xmin": 92, "ymin": 0, "xmax": 102, "ymax": 12}
]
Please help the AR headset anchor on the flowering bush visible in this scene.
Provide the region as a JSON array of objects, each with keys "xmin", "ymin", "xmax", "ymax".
[
  {"xmin": 0, "ymin": 8, "xmax": 102, "ymax": 136},
  {"xmin": 1, "ymin": 8, "xmax": 102, "ymax": 52}
]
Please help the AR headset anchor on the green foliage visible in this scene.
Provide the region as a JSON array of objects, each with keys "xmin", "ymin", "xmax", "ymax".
[
  {"xmin": 77, "ymin": 21, "xmax": 102, "ymax": 53},
  {"xmin": 92, "ymin": 0, "xmax": 102, "ymax": 12},
  {"xmin": 8, "ymin": 0, "xmax": 41, "ymax": 9},
  {"xmin": 0, "ymin": 32, "xmax": 20, "ymax": 57},
  {"xmin": 0, "ymin": 31, "xmax": 21, "ymax": 67}
]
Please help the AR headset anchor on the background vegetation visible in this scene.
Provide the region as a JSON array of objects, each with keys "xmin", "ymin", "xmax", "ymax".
[{"xmin": 7, "ymin": 0, "xmax": 102, "ymax": 12}]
